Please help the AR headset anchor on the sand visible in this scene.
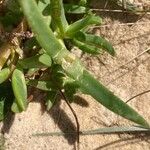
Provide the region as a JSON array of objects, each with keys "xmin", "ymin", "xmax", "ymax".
[{"xmin": 1, "ymin": 0, "xmax": 150, "ymax": 150}]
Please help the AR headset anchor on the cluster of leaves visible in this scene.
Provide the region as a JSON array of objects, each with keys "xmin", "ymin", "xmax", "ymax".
[{"xmin": 0, "ymin": 0, "xmax": 149, "ymax": 128}]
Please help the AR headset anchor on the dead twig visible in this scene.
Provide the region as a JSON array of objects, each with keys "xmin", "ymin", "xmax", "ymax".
[
  {"xmin": 91, "ymin": 8, "xmax": 150, "ymax": 15},
  {"xmin": 90, "ymin": 22, "xmax": 150, "ymax": 29},
  {"xmin": 59, "ymin": 89, "xmax": 80, "ymax": 150},
  {"xmin": 126, "ymin": 90, "xmax": 150, "ymax": 103}
]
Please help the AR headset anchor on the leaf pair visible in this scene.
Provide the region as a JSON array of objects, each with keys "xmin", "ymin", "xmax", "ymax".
[
  {"xmin": 73, "ymin": 32, "xmax": 115, "ymax": 55},
  {"xmin": 64, "ymin": 16, "xmax": 114, "ymax": 55},
  {"xmin": 44, "ymin": 0, "xmax": 112, "ymax": 56},
  {"xmin": 65, "ymin": 15, "xmax": 102, "ymax": 38}
]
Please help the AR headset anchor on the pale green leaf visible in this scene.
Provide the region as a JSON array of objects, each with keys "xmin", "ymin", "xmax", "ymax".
[
  {"xmin": 65, "ymin": 15, "xmax": 102, "ymax": 37},
  {"xmin": 74, "ymin": 32, "xmax": 115, "ymax": 56},
  {"xmin": 0, "ymin": 68, "xmax": 10, "ymax": 84},
  {"xmin": 64, "ymin": 4, "xmax": 88, "ymax": 14},
  {"xmin": 27, "ymin": 80, "xmax": 57, "ymax": 91},
  {"xmin": 12, "ymin": 69, "xmax": 28, "ymax": 111},
  {"xmin": 18, "ymin": 54, "xmax": 52, "ymax": 69}
]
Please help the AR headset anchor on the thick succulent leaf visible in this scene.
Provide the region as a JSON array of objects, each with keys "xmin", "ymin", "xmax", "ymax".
[
  {"xmin": 12, "ymin": 69, "xmax": 28, "ymax": 111},
  {"xmin": 37, "ymin": 0, "xmax": 50, "ymax": 13},
  {"xmin": 26, "ymin": 65, "xmax": 65, "ymax": 91},
  {"xmin": 0, "ymin": 68, "xmax": 11, "ymax": 84},
  {"xmin": 77, "ymin": 70, "xmax": 150, "ymax": 128},
  {"xmin": 65, "ymin": 15, "xmax": 102, "ymax": 38},
  {"xmin": 64, "ymin": 59, "xmax": 150, "ymax": 127},
  {"xmin": 37, "ymin": 0, "xmax": 51, "ymax": 25},
  {"xmin": 64, "ymin": 80, "xmax": 79, "ymax": 102},
  {"xmin": 64, "ymin": 4, "xmax": 88, "ymax": 14},
  {"xmin": 50, "ymin": 0, "xmax": 68, "ymax": 34},
  {"xmin": 11, "ymin": 100, "xmax": 22, "ymax": 113},
  {"xmin": 39, "ymin": 54, "xmax": 52, "ymax": 66},
  {"xmin": 27, "ymin": 80, "xmax": 57, "ymax": 91},
  {"xmin": 63, "ymin": 77, "xmax": 79, "ymax": 102},
  {"xmin": 75, "ymin": 32, "xmax": 115, "ymax": 56},
  {"xmin": 0, "ymin": 82, "xmax": 14, "ymax": 120},
  {"xmin": 73, "ymin": 39, "xmax": 101, "ymax": 54},
  {"xmin": 45, "ymin": 91, "xmax": 58, "ymax": 111},
  {"xmin": 63, "ymin": 58, "xmax": 150, "ymax": 127},
  {"xmin": 18, "ymin": 54, "xmax": 52, "ymax": 69}
]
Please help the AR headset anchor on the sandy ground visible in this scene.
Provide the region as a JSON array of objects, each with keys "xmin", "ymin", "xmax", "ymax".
[{"xmin": 0, "ymin": 0, "xmax": 150, "ymax": 150}]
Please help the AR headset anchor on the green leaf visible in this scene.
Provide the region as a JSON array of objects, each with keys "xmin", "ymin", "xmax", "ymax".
[
  {"xmin": 64, "ymin": 79, "xmax": 79, "ymax": 102},
  {"xmin": 50, "ymin": 0, "xmax": 68, "ymax": 34},
  {"xmin": 73, "ymin": 39, "xmax": 101, "ymax": 54},
  {"xmin": 37, "ymin": 0, "xmax": 50, "ymax": 14},
  {"xmin": 18, "ymin": 54, "xmax": 52, "ymax": 69},
  {"xmin": 39, "ymin": 54, "xmax": 52, "ymax": 66},
  {"xmin": 11, "ymin": 100, "xmax": 22, "ymax": 113},
  {"xmin": 78, "ymin": 71, "xmax": 150, "ymax": 128},
  {"xmin": 64, "ymin": 4, "xmax": 88, "ymax": 14},
  {"xmin": 12, "ymin": 69, "xmax": 28, "ymax": 112},
  {"xmin": 65, "ymin": 15, "xmax": 102, "ymax": 38},
  {"xmin": 37, "ymin": 0, "xmax": 51, "ymax": 25},
  {"xmin": 75, "ymin": 32, "xmax": 115, "ymax": 56},
  {"xmin": 27, "ymin": 80, "xmax": 57, "ymax": 91},
  {"xmin": 0, "ymin": 68, "xmax": 11, "ymax": 84},
  {"xmin": 45, "ymin": 91, "xmax": 58, "ymax": 111},
  {"xmin": 50, "ymin": 64, "xmax": 66, "ymax": 85}
]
